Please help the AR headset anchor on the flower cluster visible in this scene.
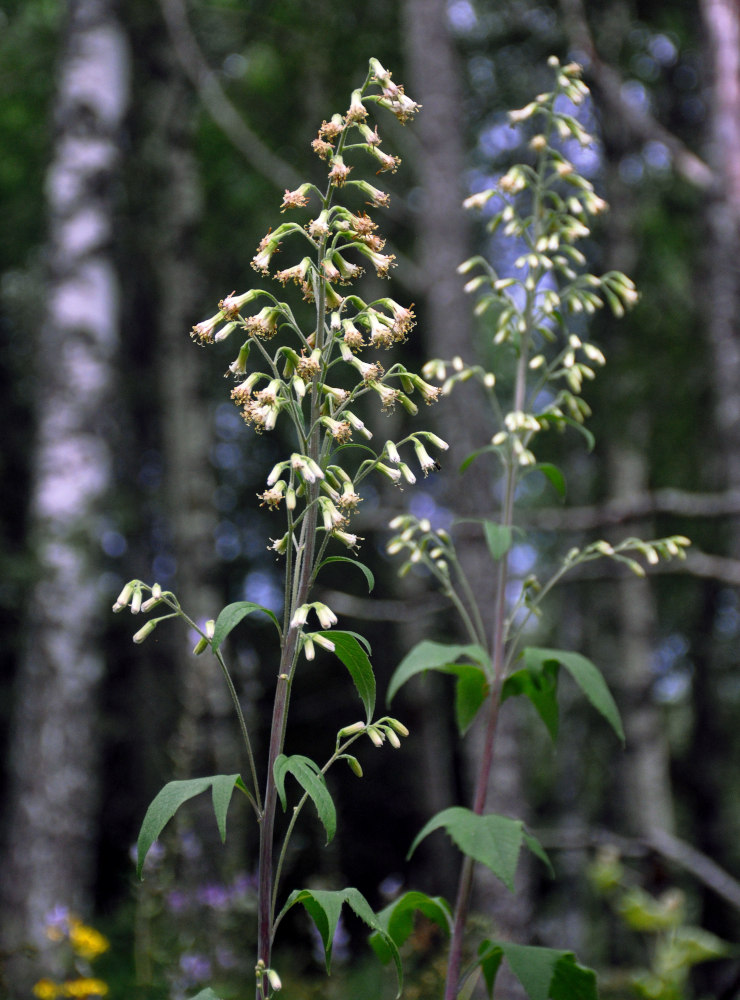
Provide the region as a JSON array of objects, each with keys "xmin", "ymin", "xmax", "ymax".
[
  {"xmin": 33, "ymin": 907, "xmax": 109, "ymax": 1000},
  {"xmin": 186, "ymin": 58, "xmax": 441, "ymax": 564}
]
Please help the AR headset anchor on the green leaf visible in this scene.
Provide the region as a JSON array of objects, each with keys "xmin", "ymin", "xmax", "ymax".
[
  {"xmin": 212, "ymin": 601, "xmax": 280, "ymax": 650},
  {"xmin": 540, "ymin": 413, "xmax": 595, "ymax": 452},
  {"xmin": 274, "ymin": 754, "xmax": 336, "ymax": 844},
  {"xmin": 319, "ymin": 630, "xmax": 375, "ymax": 721},
  {"xmin": 533, "ymin": 462, "xmax": 567, "ymax": 498},
  {"xmin": 502, "ymin": 660, "xmax": 560, "ymax": 740},
  {"xmin": 369, "ymin": 891, "xmax": 452, "ymax": 962},
  {"xmin": 478, "ymin": 941, "xmax": 597, "ymax": 1000},
  {"xmin": 189, "ymin": 991, "xmax": 225, "ymax": 1000},
  {"xmin": 137, "ymin": 774, "xmax": 241, "ymax": 878},
  {"xmin": 460, "ymin": 445, "xmax": 498, "ymax": 474},
  {"xmin": 388, "ymin": 640, "xmax": 489, "ymax": 703},
  {"xmin": 276, "ymin": 887, "xmax": 403, "ymax": 996},
  {"xmin": 318, "ymin": 556, "xmax": 375, "ymax": 592},
  {"xmin": 522, "ymin": 648, "xmax": 624, "ymax": 743},
  {"xmin": 387, "ymin": 640, "xmax": 490, "ymax": 734},
  {"xmin": 484, "ymin": 521, "xmax": 513, "ymax": 560},
  {"xmin": 407, "ymin": 807, "xmax": 548, "ymax": 891}
]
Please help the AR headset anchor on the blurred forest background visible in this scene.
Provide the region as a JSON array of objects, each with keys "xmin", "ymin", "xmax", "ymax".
[{"xmin": 2, "ymin": 0, "xmax": 740, "ymax": 997}]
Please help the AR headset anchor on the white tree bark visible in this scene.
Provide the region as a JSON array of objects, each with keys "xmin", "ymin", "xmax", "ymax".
[{"xmin": 0, "ymin": 0, "xmax": 129, "ymax": 989}]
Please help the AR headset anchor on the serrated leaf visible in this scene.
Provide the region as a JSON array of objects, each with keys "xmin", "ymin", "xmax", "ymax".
[
  {"xmin": 274, "ymin": 754, "xmax": 336, "ymax": 844},
  {"xmin": 212, "ymin": 601, "xmax": 280, "ymax": 650},
  {"xmin": 522, "ymin": 648, "xmax": 624, "ymax": 743},
  {"xmin": 502, "ymin": 660, "xmax": 560, "ymax": 740},
  {"xmin": 534, "ymin": 462, "xmax": 567, "ymax": 498},
  {"xmin": 407, "ymin": 807, "xmax": 547, "ymax": 892},
  {"xmin": 484, "ymin": 521, "xmax": 513, "ymax": 560},
  {"xmin": 276, "ymin": 887, "xmax": 403, "ymax": 996},
  {"xmin": 319, "ymin": 630, "xmax": 375, "ymax": 721},
  {"xmin": 137, "ymin": 774, "xmax": 241, "ymax": 878},
  {"xmin": 369, "ymin": 891, "xmax": 452, "ymax": 962},
  {"xmin": 318, "ymin": 556, "xmax": 375, "ymax": 592},
  {"xmin": 478, "ymin": 941, "xmax": 597, "ymax": 1000}
]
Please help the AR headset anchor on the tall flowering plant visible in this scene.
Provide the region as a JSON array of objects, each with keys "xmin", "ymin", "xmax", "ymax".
[
  {"xmin": 373, "ymin": 58, "xmax": 690, "ymax": 1000},
  {"xmin": 114, "ymin": 59, "xmax": 442, "ymax": 999}
]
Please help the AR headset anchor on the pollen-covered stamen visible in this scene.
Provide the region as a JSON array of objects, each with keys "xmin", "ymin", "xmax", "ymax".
[{"xmin": 341, "ymin": 319, "xmax": 366, "ymax": 351}]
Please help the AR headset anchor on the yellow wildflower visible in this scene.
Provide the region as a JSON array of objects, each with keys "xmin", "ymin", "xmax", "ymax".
[
  {"xmin": 62, "ymin": 978, "xmax": 108, "ymax": 998},
  {"xmin": 69, "ymin": 920, "xmax": 109, "ymax": 961},
  {"xmin": 33, "ymin": 979, "xmax": 61, "ymax": 1000}
]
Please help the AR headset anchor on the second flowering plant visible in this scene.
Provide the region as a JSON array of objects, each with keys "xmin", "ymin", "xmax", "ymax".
[{"xmin": 114, "ymin": 59, "xmax": 442, "ymax": 999}]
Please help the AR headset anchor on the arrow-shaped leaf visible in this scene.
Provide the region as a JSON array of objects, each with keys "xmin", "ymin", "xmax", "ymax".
[{"xmin": 137, "ymin": 774, "xmax": 242, "ymax": 878}]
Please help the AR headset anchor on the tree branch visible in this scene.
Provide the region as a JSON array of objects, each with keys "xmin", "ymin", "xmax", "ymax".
[
  {"xmin": 524, "ymin": 487, "xmax": 740, "ymax": 532},
  {"xmin": 558, "ymin": 0, "xmax": 715, "ymax": 190},
  {"xmin": 158, "ymin": 0, "xmax": 302, "ymax": 191}
]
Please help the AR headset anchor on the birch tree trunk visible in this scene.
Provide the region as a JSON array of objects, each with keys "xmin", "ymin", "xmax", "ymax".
[{"xmin": 0, "ymin": 0, "xmax": 129, "ymax": 990}]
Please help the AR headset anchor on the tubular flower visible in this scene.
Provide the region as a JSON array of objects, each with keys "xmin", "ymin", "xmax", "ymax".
[
  {"xmin": 280, "ymin": 184, "xmax": 312, "ymax": 211},
  {"xmin": 328, "ymin": 156, "xmax": 352, "ymax": 187},
  {"xmin": 312, "ymin": 137, "xmax": 334, "ymax": 159},
  {"xmin": 413, "ymin": 440, "xmax": 440, "ymax": 475},
  {"xmin": 379, "ymin": 298, "xmax": 416, "ymax": 338},
  {"xmin": 358, "ymin": 123, "xmax": 382, "ymax": 147},
  {"xmin": 319, "ymin": 116, "xmax": 344, "ymax": 140},
  {"xmin": 369, "ymin": 147, "xmax": 401, "ymax": 173},
  {"xmin": 368, "ymin": 379, "xmax": 399, "ymax": 410},
  {"xmin": 365, "ymin": 310, "xmax": 396, "ymax": 348},
  {"xmin": 321, "ymin": 257, "xmax": 341, "ymax": 282},
  {"xmin": 244, "ymin": 307, "xmax": 282, "ymax": 339},
  {"xmin": 252, "ymin": 233, "xmax": 281, "ymax": 274},
  {"xmin": 354, "ymin": 243, "xmax": 396, "ymax": 277},
  {"xmin": 352, "ymin": 179, "xmax": 391, "ymax": 208},
  {"xmin": 259, "ymin": 482, "xmax": 286, "ymax": 509},
  {"xmin": 321, "ymin": 417, "xmax": 352, "ymax": 443},
  {"xmin": 276, "ymin": 256, "xmax": 312, "ymax": 286},
  {"xmin": 342, "ymin": 318, "xmax": 366, "ymax": 350},
  {"xmin": 345, "ymin": 89, "xmax": 368, "ymax": 123}
]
